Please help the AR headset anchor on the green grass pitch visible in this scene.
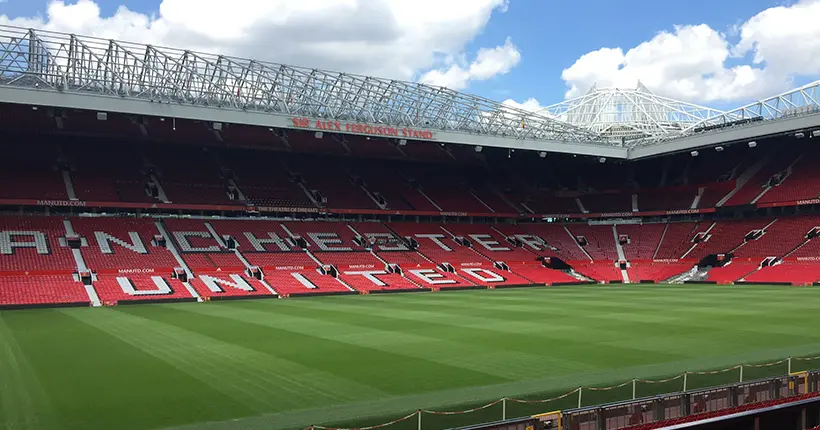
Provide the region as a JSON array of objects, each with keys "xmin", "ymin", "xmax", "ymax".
[{"xmin": 3, "ymin": 284, "xmax": 820, "ymax": 430}]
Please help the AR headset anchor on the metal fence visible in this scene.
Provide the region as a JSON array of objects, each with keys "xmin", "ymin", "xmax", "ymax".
[{"xmin": 305, "ymin": 354, "xmax": 820, "ymax": 430}]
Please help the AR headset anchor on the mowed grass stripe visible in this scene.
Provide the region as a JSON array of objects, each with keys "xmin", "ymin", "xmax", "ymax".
[
  {"xmin": 0, "ymin": 313, "xmax": 57, "ymax": 430},
  {"xmin": 236, "ymin": 295, "xmax": 687, "ymax": 372},
  {"xmin": 1, "ymin": 285, "xmax": 820, "ymax": 430},
  {"xmin": 176, "ymin": 299, "xmax": 601, "ymax": 381},
  {"xmin": 65, "ymin": 307, "xmax": 383, "ymax": 410},
  {"xmin": 166, "ymin": 300, "xmax": 545, "ymax": 381},
  {"xmin": 0, "ymin": 309, "xmax": 247, "ymax": 430},
  {"xmin": 117, "ymin": 304, "xmax": 510, "ymax": 395}
]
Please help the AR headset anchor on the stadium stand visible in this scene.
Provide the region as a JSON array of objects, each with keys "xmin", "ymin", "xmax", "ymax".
[
  {"xmin": 93, "ymin": 274, "xmax": 194, "ymax": 304},
  {"xmin": 71, "ymin": 217, "xmax": 179, "ymax": 273},
  {"xmin": 0, "ymin": 275, "xmax": 90, "ymax": 308},
  {"xmin": 6, "ymin": 103, "xmax": 820, "ymax": 307}
]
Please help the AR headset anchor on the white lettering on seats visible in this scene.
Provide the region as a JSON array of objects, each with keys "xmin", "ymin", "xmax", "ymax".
[
  {"xmin": 116, "ymin": 276, "xmax": 172, "ymax": 295},
  {"xmin": 365, "ymin": 232, "xmax": 409, "ymax": 251},
  {"xmin": 414, "ymin": 234, "xmax": 452, "ymax": 251},
  {"xmin": 0, "ymin": 231, "xmax": 50, "ymax": 255},
  {"xmin": 307, "ymin": 232, "xmax": 353, "ymax": 251},
  {"xmin": 173, "ymin": 231, "xmax": 220, "ymax": 252},
  {"xmin": 514, "ymin": 234, "xmax": 547, "ymax": 251},
  {"xmin": 95, "ymin": 232, "xmax": 147, "ymax": 254},
  {"xmin": 461, "ymin": 268, "xmax": 506, "ymax": 283},
  {"xmin": 343, "ymin": 270, "xmax": 388, "ymax": 287},
  {"xmin": 469, "ymin": 234, "xmax": 509, "ymax": 251},
  {"xmin": 199, "ymin": 274, "xmax": 254, "ymax": 292},
  {"xmin": 408, "ymin": 269, "xmax": 456, "ymax": 285},
  {"xmin": 291, "ymin": 272, "xmax": 318, "ymax": 289},
  {"xmin": 243, "ymin": 232, "xmax": 290, "ymax": 252}
]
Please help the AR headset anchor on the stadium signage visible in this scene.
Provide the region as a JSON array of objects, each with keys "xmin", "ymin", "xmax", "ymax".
[
  {"xmin": 117, "ymin": 268, "xmax": 156, "ymax": 274},
  {"xmin": 664, "ymin": 209, "xmax": 701, "ymax": 215},
  {"xmin": 36, "ymin": 200, "xmax": 88, "ymax": 207},
  {"xmin": 250, "ymin": 206, "xmax": 320, "ymax": 214},
  {"xmin": 291, "ymin": 117, "xmax": 435, "ymax": 140}
]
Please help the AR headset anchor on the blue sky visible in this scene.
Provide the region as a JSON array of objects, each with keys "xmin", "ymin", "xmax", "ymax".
[{"xmin": 1, "ymin": 0, "xmax": 818, "ymax": 110}]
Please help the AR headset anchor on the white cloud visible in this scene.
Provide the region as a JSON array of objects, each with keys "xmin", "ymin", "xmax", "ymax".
[
  {"xmin": 554, "ymin": 0, "xmax": 820, "ymax": 104},
  {"xmin": 0, "ymin": 0, "xmax": 515, "ymax": 87},
  {"xmin": 500, "ymin": 98, "xmax": 545, "ymax": 112},
  {"xmin": 419, "ymin": 37, "xmax": 521, "ymax": 90}
]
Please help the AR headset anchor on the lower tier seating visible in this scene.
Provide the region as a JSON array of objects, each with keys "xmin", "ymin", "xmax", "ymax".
[
  {"xmin": 94, "ymin": 274, "xmax": 194, "ymax": 304},
  {"xmin": 706, "ymin": 261, "xmax": 760, "ymax": 284},
  {"xmin": 743, "ymin": 261, "xmax": 820, "ymax": 285},
  {"xmin": 507, "ymin": 263, "xmax": 578, "ymax": 285},
  {"xmin": 0, "ymin": 275, "xmax": 90, "ymax": 307},
  {"xmin": 338, "ymin": 271, "xmax": 422, "ymax": 292},
  {"xmin": 455, "ymin": 266, "xmax": 534, "ymax": 287},
  {"xmin": 627, "ymin": 261, "xmax": 694, "ymax": 282},
  {"xmin": 574, "ymin": 262, "xmax": 623, "ymax": 283},
  {"xmin": 263, "ymin": 269, "xmax": 351, "ymax": 297},
  {"xmin": 188, "ymin": 273, "xmax": 276, "ymax": 299},
  {"xmin": 402, "ymin": 267, "xmax": 476, "ymax": 288}
]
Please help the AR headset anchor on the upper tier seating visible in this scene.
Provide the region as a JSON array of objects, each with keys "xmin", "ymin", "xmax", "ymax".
[
  {"xmin": 580, "ymin": 193, "xmax": 632, "ymax": 213},
  {"xmin": 0, "ymin": 142, "xmax": 67, "ymax": 201},
  {"xmin": 71, "ymin": 217, "xmax": 179, "ymax": 273},
  {"xmin": 638, "ymin": 187, "xmax": 697, "ymax": 211},
  {"xmin": 287, "ymin": 156, "xmax": 379, "ymax": 210},
  {"xmin": 0, "ymin": 275, "xmax": 90, "ymax": 307},
  {"xmin": 405, "ymin": 165, "xmax": 492, "ymax": 213},
  {"xmin": 219, "ymin": 150, "xmax": 315, "ymax": 209},
  {"xmin": 0, "ymin": 216, "xmax": 76, "ymax": 274},
  {"xmin": 758, "ymin": 149, "xmax": 820, "ymax": 204},
  {"xmin": 349, "ymin": 163, "xmax": 433, "ymax": 211},
  {"xmin": 149, "ymin": 146, "xmax": 236, "ymax": 205},
  {"xmin": 523, "ymin": 195, "xmax": 581, "ymax": 214},
  {"xmin": 724, "ymin": 150, "xmax": 799, "ymax": 206},
  {"xmin": 698, "ymin": 183, "xmax": 735, "ymax": 208},
  {"xmin": 67, "ymin": 142, "xmax": 157, "ymax": 203}
]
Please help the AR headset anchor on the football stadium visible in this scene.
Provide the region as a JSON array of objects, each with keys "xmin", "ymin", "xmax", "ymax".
[{"xmin": 2, "ymin": 23, "xmax": 820, "ymax": 430}]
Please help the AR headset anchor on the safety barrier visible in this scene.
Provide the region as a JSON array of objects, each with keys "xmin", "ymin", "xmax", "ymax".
[{"xmin": 305, "ymin": 354, "xmax": 820, "ymax": 430}]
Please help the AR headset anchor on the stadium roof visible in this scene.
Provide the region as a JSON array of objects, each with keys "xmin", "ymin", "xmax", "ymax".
[
  {"xmin": 543, "ymin": 82, "xmax": 728, "ymax": 143},
  {"xmin": 0, "ymin": 25, "xmax": 819, "ymax": 160}
]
